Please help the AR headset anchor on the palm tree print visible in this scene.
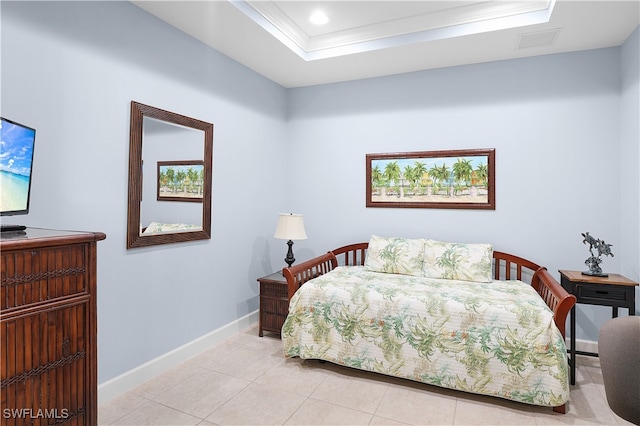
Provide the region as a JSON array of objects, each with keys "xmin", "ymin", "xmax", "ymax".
[
  {"xmin": 371, "ymin": 165, "xmax": 384, "ymax": 189},
  {"xmin": 429, "ymin": 163, "xmax": 450, "ymax": 195},
  {"xmin": 452, "ymin": 158, "xmax": 473, "ymax": 195},
  {"xmin": 412, "ymin": 161, "xmax": 428, "ymax": 193},
  {"xmin": 475, "ymin": 163, "xmax": 488, "ymax": 188},
  {"xmin": 383, "ymin": 161, "xmax": 401, "ymax": 196},
  {"xmin": 158, "ymin": 163, "xmax": 205, "ymax": 199},
  {"xmin": 369, "ymin": 152, "xmax": 492, "ymax": 205}
]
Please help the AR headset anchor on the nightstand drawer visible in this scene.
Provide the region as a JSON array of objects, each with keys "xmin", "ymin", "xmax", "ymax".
[
  {"xmin": 261, "ymin": 281, "xmax": 288, "ymax": 299},
  {"xmin": 576, "ymin": 285, "xmax": 628, "ymax": 302}
]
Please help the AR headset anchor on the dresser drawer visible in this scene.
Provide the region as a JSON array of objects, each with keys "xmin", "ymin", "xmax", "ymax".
[
  {"xmin": 576, "ymin": 284, "xmax": 628, "ymax": 302},
  {"xmin": 1, "ymin": 244, "xmax": 88, "ymax": 311},
  {"xmin": 1, "ymin": 302, "xmax": 90, "ymax": 423}
]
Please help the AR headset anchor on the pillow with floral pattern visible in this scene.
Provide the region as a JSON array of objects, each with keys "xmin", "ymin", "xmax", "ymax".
[
  {"xmin": 364, "ymin": 235, "xmax": 425, "ymax": 276},
  {"xmin": 422, "ymin": 239, "xmax": 493, "ymax": 282}
]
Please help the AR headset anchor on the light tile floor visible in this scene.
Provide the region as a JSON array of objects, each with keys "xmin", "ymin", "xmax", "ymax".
[{"xmin": 99, "ymin": 324, "xmax": 634, "ymax": 425}]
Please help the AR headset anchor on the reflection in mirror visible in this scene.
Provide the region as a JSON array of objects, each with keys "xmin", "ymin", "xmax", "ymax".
[
  {"xmin": 141, "ymin": 118, "xmax": 203, "ymax": 234},
  {"xmin": 127, "ymin": 101, "xmax": 213, "ymax": 249}
]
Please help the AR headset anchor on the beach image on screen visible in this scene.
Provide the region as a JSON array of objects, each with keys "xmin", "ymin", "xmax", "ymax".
[{"xmin": 0, "ymin": 120, "xmax": 35, "ymax": 212}]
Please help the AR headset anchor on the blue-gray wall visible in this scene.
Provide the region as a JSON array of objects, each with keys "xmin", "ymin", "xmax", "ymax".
[
  {"xmin": 1, "ymin": 1, "xmax": 289, "ymax": 383},
  {"xmin": 620, "ymin": 26, "xmax": 640, "ymax": 287},
  {"xmin": 2, "ymin": 1, "xmax": 638, "ymax": 385}
]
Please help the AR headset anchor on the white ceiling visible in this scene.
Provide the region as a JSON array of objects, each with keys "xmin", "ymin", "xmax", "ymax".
[{"xmin": 132, "ymin": 1, "xmax": 640, "ymax": 88}]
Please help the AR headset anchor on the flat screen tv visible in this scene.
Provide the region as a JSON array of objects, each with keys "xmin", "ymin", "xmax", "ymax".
[{"xmin": 0, "ymin": 117, "xmax": 36, "ymax": 232}]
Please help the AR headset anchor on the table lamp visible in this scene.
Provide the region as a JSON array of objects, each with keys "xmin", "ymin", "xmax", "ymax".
[{"xmin": 273, "ymin": 213, "xmax": 307, "ymax": 268}]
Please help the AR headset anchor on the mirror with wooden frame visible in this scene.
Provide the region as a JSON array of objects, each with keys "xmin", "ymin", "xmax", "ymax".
[{"xmin": 127, "ymin": 101, "xmax": 213, "ymax": 249}]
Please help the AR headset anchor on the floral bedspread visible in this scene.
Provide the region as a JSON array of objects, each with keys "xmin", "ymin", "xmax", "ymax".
[{"xmin": 282, "ymin": 266, "xmax": 569, "ymax": 407}]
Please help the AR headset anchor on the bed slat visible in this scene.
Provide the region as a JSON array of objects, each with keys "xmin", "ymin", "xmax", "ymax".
[
  {"xmin": 283, "ymin": 252, "xmax": 336, "ymax": 300},
  {"xmin": 493, "ymin": 250, "xmax": 541, "ymax": 281},
  {"xmin": 330, "ymin": 243, "xmax": 368, "ymax": 266}
]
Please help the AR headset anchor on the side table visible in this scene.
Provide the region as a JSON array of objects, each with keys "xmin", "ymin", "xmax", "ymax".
[
  {"xmin": 257, "ymin": 272, "xmax": 289, "ymax": 337},
  {"xmin": 559, "ymin": 269, "xmax": 638, "ymax": 385}
]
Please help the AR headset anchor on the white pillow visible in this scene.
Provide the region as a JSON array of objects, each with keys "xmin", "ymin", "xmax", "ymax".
[
  {"xmin": 422, "ymin": 239, "xmax": 493, "ymax": 282},
  {"xmin": 364, "ymin": 235, "xmax": 425, "ymax": 276}
]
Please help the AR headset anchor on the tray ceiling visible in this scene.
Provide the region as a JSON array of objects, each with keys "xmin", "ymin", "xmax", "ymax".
[{"xmin": 132, "ymin": 1, "xmax": 640, "ymax": 88}]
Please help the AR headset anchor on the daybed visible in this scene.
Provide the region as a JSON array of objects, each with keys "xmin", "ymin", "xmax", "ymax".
[{"xmin": 281, "ymin": 236, "xmax": 576, "ymax": 413}]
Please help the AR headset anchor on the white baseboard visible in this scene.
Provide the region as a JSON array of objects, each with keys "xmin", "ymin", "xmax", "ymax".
[
  {"xmin": 98, "ymin": 311, "xmax": 259, "ymax": 405},
  {"xmin": 567, "ymin": 337, "xmax": 599, "ymax": 355}
]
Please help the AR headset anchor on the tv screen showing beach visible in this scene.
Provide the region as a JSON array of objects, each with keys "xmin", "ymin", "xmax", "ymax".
[{"xmin": 0, "ymin": 118, "xmax": 36, "ymax": 215}]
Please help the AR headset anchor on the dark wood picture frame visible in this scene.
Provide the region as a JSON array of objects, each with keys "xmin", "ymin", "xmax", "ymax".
[
  {"xmin": 366, "ymin": 148, "xmax": 495, "ymax": 210},
  {"xmin": 157, "ymin": 160, "xmax": 205, "ymax": 202}
]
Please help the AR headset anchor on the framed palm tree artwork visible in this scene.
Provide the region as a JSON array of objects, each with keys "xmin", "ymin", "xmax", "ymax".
[
  {"xmin": 157, "ymin": 160, "xmax": 205, "ymax": 202},
  {"xmin": 366, "ymin": 149, "xmax": 495, "ymax": 210}
]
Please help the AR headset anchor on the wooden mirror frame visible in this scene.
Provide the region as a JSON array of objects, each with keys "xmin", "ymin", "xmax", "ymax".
[{"xmin": 127, "ymin": 101, "xmax": 213, "ymax": 249}]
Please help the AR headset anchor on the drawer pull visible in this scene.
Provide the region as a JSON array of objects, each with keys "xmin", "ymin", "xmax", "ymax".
[{"xmin": 595, "ymin": 290, "xmax": 608, "ymax": 295}]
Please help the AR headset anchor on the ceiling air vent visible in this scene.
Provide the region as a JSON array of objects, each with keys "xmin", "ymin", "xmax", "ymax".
[{"xmin": 516, "ymin": 28, "xmax": 562, "ymax": 50}]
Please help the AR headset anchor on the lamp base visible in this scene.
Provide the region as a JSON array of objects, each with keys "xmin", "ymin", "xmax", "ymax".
[{"xmin": 284, "ymin": 239, "xmax": 295, "ymax": 268}]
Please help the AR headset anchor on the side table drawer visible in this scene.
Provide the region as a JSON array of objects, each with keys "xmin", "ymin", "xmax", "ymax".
[
  {"xmin": 576, "ymin": 284, "xmax": 628, "ymax": 302},
  {"xmin": 260, "ymin": 298, "xmax": 288, "ymax": 331},
  {"xmin": 261, "ymin": 281, "xmax": 288, "ymax": 299}
]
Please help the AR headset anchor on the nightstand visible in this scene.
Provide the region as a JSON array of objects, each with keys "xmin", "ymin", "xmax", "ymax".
[
  {"xmin": 559, "ymin": 269, "xmax": 638, "ymax": 385},
  {"xmin": 257, "ymin": 272, "xmax": 289, "ymax": 337}
]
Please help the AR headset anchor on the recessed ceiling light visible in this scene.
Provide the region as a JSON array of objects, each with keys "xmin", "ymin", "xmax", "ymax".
[{"xmin": 309, "ymin": 10, "xmax": 329, "ymax": 26}]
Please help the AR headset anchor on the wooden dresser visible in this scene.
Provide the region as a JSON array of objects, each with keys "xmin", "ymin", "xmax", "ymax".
[{"xmin": 1, "ymin": 228, "xmax": 105, "ymax": 425}]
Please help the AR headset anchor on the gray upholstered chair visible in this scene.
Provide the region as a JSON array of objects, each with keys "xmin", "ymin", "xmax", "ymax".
[{"xmin": 598, "ymin": 315, "xmax": 640, "ymax": 425}]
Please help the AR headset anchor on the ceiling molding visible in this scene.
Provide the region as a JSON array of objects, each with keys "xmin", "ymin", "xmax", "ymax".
[{"xmin": 234, "ymin": 0, "xmax": 556, "ymax": 60}]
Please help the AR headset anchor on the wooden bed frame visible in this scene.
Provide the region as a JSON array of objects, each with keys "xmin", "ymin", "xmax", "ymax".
[{"xmin": 283, "ymin": 242, "xmax": 576, "ymax": 414}]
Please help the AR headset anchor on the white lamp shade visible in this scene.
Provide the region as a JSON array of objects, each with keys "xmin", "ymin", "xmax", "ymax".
[{"xmin": 273, "ymin": 213, "xmax": 307, "ymax": 240}]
